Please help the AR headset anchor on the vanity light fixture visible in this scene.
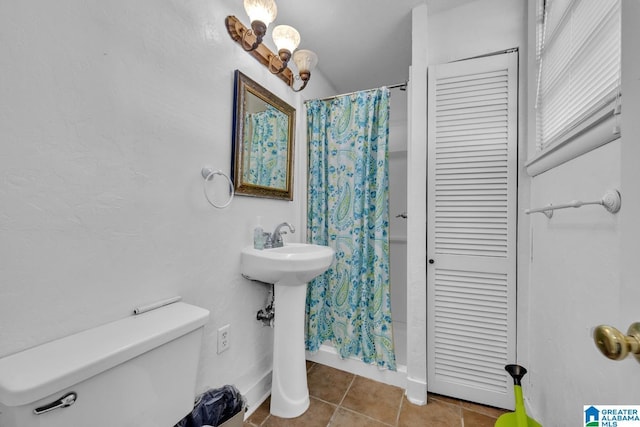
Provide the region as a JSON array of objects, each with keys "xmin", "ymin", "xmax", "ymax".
[{"xmin": 225, "ymin": 0, "xmax": 318, "ymax": 91}]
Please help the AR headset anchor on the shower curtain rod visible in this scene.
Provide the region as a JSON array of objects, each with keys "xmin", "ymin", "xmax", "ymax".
[{"xmin": 312, "ymin": 81, "xmax": 408, "ymax": 102}]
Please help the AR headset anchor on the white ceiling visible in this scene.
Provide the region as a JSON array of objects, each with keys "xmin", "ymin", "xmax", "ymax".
[{"xmin": 272, "ymin": 0, "xmax": 477, "ymax": 94}]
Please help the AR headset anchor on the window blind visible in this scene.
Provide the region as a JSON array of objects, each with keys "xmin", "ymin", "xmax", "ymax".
[{"xmin": 536, "ymin": 0, "xmax": 621, "ymax": 151}]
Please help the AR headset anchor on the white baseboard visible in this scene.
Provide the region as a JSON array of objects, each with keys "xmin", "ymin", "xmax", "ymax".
[
  {"xmin": 405, "ymin": 376, "xmax": 428, "ymax": 405},
  {"xmin": 305, "ymin": 344, "xmax": 407, "ymax": 389},
  {"xmin": 239, "ymin": 370, "xmax": 272, "ymax": 419}
]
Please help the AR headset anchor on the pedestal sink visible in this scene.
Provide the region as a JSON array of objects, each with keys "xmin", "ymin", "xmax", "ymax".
[{"xmin": 241, "ymin": 243, "xmax": 334, "ymax": 418}]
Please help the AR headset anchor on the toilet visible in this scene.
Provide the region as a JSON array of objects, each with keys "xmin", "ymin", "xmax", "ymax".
[{"xmin": 0, "ymin": 302, "xmax": 209, "ymax": 427}]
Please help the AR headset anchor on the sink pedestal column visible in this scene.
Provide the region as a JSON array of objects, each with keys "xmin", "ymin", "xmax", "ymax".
[
  {"xmin": 240, "ymin": 243, "xmax": 334, "ymax": 418},
  {"xmin": 270, "ymin": 282, "xmax": 310, "ymax": 418}
]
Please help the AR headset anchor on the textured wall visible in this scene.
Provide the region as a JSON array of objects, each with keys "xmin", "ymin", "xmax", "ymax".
[
  {"xmin": 0, "ymin": 0, "xmax": 334, "ymax": 412},
  {"xmin": 527, "ymin": 142, "xmax": 627, "ymax": 424},
  {"xmin": 524, "ymin": 1, "xmax": 640, "ymax": 425},
  {"xmin": 414, "ymin": 0, "xmax": 527, "ymax": 406}
]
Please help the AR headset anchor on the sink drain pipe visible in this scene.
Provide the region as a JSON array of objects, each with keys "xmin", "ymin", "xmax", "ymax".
[{"xmin": 257, "ymin": 284, "xmax": 275, "ymax": 327}]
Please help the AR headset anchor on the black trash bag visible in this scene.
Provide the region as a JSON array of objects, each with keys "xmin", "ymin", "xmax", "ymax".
[{"xmin": 175, "ymin": 385, "xmax": 244, "ymax": 427}]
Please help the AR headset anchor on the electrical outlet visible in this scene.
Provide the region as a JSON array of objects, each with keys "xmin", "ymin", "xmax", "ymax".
[{"xmin": 217, "ymin": 324, "xmax": 230, "ymax": 354}]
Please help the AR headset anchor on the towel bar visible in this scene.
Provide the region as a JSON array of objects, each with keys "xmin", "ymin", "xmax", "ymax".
[{"xmin": 525, "ymin": 189, "xmax": 621, "ymax": 218}]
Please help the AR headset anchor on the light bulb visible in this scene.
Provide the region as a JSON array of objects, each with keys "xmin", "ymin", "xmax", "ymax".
[
  {"xmin": 243, "ymin": 0, "xmax": 277, "ymax": 28},
  {"xmin": 293, "ymin": 49, "xmax": 318, "ymax": 73},
  {"xmin": 272, "ymin": 25, "xmax": 300, "ymax": 56}
]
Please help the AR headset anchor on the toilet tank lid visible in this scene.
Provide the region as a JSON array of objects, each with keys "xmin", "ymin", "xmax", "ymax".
[{"xmin": 0, "ymin": 302, "xmax": 210, "ymax": 407}]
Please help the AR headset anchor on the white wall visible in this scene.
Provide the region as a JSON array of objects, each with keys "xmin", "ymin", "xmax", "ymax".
[
  {"xmin": 0, "ymin": 0, "xmax": 335, "ymax": 414},
  {"xmin": 405, "ymin": 4, "xmax": 429, "ymax": 404},
  {"xmin": 427, "ymin": 0, "xmax": 525, "ymax": 65},
  {"xmin": 527, "ymin": 142, "xmax": 625, "ymax": 423},
  {"xmin": 523, "ymin": 2, "xmax": 640, "ymax": 425},
  {"xmin": 408, "ymin": 0, "xmax": 527, "ymax": 406},
  {"xmin": 389, "ymin": 88, "xmax": 408, "ymax": 366},
  {"xmin": 417, "ymin": 1, "xmax": 640, "ymax": 424}
]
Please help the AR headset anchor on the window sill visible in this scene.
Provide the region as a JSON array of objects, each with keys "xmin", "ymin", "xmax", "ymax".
[{"xmin": 526, "ymin": 113, "xmax": 620, "ymax": 177}]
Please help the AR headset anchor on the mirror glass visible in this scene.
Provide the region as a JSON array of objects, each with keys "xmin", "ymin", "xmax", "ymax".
[{"xmin": 232, "ymin": 70, "xmax": 295, "ymax": 200}]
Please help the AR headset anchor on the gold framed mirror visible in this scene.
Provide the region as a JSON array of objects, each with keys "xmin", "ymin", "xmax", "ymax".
[{"xmin": 231, "ymin": 70, "xmax": 295, "ymax": 200}]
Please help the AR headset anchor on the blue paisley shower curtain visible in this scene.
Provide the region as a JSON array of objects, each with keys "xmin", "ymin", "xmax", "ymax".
[
  {"xmin": 305, "ymin": 88, "xmax": 396, "ymax": 370},
  {"xmin": 243, "ymin": 105, "xmax": 289, "ymax": 189}
]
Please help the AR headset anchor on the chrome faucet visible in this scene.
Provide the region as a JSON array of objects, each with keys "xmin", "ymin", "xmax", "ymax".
[{"xmin": 268, "ymin": 222, "xmax": 295, "ymax": 248}]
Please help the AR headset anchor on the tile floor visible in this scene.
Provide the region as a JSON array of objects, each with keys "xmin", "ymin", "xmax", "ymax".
[{"xmin": 244, "ymin": 362, "xmax": 507, "ymax": 427}]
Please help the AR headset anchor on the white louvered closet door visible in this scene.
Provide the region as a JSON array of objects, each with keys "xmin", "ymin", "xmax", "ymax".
[{"xmin": 427, "ymin": 51, "xmax": 518, "ymax": 410}]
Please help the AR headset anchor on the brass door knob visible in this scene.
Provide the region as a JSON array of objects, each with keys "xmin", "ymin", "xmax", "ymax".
[{"xmin": 593, "ymin": 323, "xmax": 640, "ymax": 361}]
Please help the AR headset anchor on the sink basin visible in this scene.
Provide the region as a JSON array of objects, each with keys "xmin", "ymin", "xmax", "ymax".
[{"xmin": 241, "ymin": 243, "xmax": 334, "ymax": 285}]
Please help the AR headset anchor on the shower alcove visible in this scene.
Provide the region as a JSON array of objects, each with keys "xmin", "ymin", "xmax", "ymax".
[{"xmin": 305, "ymin": 87, "xmax": 408, "ymax": 387}]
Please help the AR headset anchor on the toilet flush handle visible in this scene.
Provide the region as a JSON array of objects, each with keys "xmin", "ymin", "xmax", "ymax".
[
  {"xmin": 593, "ymin": 323, "xmax": 640, "ymax": 362},
  {"xmin": 33, "ymin": 391, "xmax": 78, "ymax": 415}
]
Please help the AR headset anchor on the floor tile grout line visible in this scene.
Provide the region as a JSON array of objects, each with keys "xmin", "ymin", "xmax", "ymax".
[
  {"xmin": 307, "ymin": 367, "xmax": 355, "ymax": 427},
  {"xmin": 325, "ymin": 399, "xmax": 340, "ymax": 427},
  {"xmin": 336, "ymin": 373, "xmax": 357, "ymax": 408},
  {"xmin": 340, "ymin": 374, "xmax": 404, "ymax": 426},
  {"xmin": 395, "ymin": 392, "xmax": 405, "ymax": 426},
  {"xmin": 335, "ymin": 405, "xmax": 396, "ymax": 427}
]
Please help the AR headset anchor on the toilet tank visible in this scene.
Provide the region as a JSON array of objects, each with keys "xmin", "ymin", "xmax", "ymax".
[{"xmin": 0, "ymin": 302, "xmax": 209, "ymax": 427}]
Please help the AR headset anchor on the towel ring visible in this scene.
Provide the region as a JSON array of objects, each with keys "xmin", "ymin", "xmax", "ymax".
[{"xmin": 201, "ymin": 167, "xmax": 234, "ymax": 209}]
